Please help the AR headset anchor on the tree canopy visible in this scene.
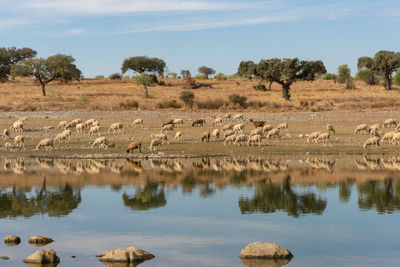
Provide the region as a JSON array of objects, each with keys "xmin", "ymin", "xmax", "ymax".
[
  {"xmin": 11, "ymin": 54, "xmax": 81, "ymax": 96},
  {"xmin": 121, "ymin": 56, "xmax": 166, "ymax": 76},
  {"xmin": 0, "ymin": 47, "xmax": 37, "ymax": 82},
  {"xmin": 198, "ymin": 65, "xmax": 215, "ymax": 78}
]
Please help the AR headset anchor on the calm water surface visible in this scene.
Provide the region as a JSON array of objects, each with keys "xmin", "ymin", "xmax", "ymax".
[{"xmin": 1, "ymin": 156, "xmax": 400, "ymax": 266}]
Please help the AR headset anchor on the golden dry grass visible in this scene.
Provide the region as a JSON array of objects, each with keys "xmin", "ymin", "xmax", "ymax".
[{"xmin": 0, "ymin": 77, "xmax": 399, "ymax": 111}]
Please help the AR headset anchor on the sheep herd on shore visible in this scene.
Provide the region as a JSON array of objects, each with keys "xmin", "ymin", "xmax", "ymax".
[{"xmin": 1, "ymin": 114, "xmax": 400, "ymax": 152}]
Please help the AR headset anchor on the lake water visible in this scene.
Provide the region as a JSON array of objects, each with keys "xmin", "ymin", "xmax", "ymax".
[{"xmin": 1, "ymin": 156, "xmax": 400, "ymax": 266}]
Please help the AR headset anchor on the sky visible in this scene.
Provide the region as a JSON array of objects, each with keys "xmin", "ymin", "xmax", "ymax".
[{"xmin": 1, "ymin": 0, "xmax": 400, "ymax": 78}]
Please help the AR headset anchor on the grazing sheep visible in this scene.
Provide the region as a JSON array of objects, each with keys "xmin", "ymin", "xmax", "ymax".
[
  {"xmin": 382, "ymin": 131, "xmax": 396, "ymax": 144},
  {"xmin": 76, "ymin": 123, "xmax": 85, "ymax": 133},
  {"xmin": 10, "ymin": 121, "xmax": 23, "ymax": 133},
  {"xmin": 14, "ymin": 135, "xmax": 24, "ymax": 147},
  {"xmin": 307, "ymin": 131, "xmax": 322, "ymax": 143},
  {"xmin": 363, "ymin": 136, "xmax": 381, "ymax": 149},
  {"xmin": 354, "ymin": 124, "xmax": 370, "ymax": 134},
  {"xmin": 4, "ymin": 142, "xmax": 13, "ymax": 150},
  {"xmin": 192, "ymin": 118, "xmax": 205, "ymax": 127},
  {"xmin": 391, "ymin": 133, "xmax": 400, "ymax": 145},
  {"xmin": 3, "ymin": 129, "xmax": 10, "ymax": 140},
  {"xmin": 65, "ymin": 119, "xmax": 82, "ymax": 129},
  {"xmin": 224, "ymin": 130, "xmax": 234, "ymax": 139},
  {"xmin": 92, "ymin": 120, "xmax": 100, "ymax": 127},
  {"xmin": 233, "ymin": 113, "xmax": 243, "ymax": 121},
  {"xmin": 327, "ymin": 124, "xmax": 336, "ymax": 134},
  {"xmin": 223, "ymin": 113, "xmax": 231, "ymax": 121},
  {"xmin": 201, "ymin": 132, "xmax": 211, "ymax": 142},
  {"xmin": 89, "ymin": 125, "xmax": 100, "ymax": 136},
  {"xmin": 151, "ymin": 133, "xmax": 169, "ymax": 144},
  {"xmin": 108, "ymin": 122, "xmax": 124, "ymax": 134},
  {"xmin": 234, "ymin": 134, "xmax": 249, "ymax": 146},
  {"xmin": 213, "ymin": 117, "xmax": 223, "ymax": 126},
  {"xmin": 369, "ymin": 124, "xmax": 380, "ymax": 133},
  {"xmin": 221, "ymin": 124, "xmax": 233, "ymax": 132},
  {"xmin": 150, "ymin": 138, "xmax": 163, "ymax": 151},
  {"xmin": 316, "ymin": 132, "xmax": 330, "ymax": 144},
  {"xmin": 161, "ymin": 124, "xmax": 174, "ymax": 133},
  {"xmin": 163, "ymin": 119, "xmax": 174, "ymax": 127},
  {"xmin": 262, "ymin": 124, "xmax": 273, "ymax": 134},
  {"xmin": 249, "ymin": 127, "xmax": 263, "ymax": 137},
  {"xmin": 57, "ymin": 121, "xmax": 68, "ymax": 129},
  {"xmin": 132, "ymin": 119, "xmax": 144, "ymax": 127},
  {"xmin": 277, "ymin": 122, "xmax": 288, "ymax": 131},
  {"xmin": 248, "ymin": 134, "xmax": 262, "ymax": 146},
  {"xmin": 55, "ymin": 130, "xmax": 72, "ymax": 143},
  {"xmin": 233, "ymin": 123, "xmax": 244, "ymax": 134},
  {"xmin": 250, "ymin": 119, "xmax": 266, "ymax": 128},
  {"xmin": 212, "ymin": 129, "xmax": 220, "ymax": 140},
  {"xmin": 370, "ymin": 128, "xmax": 380, "ymax": 137},
  {"xmin": 126, "ymin": 141, "xmax": 142, "ymax": 153},
  {"xmin": 173, "ymin": 118, "xmax": 184, "ymax": 126},
  {"xmin": 224, "ymin": 134, "xmax": 237, "ymax": 146},
  {"xmin": 174, "ymin": 131, "xmax": 182, "ymax": 141},
  {"xmin": 36, "ymin": 138, "xmax": 54, "ymax": 150},
  {"xmin": 84, "ymin": 119, "xmax": 96, "ymax": 128},
  {"xmin": 267, "ymin": 128, "xmax": 280, "ymax": 139},
  {"xmin": 383, "ymin": 118, "xmax": 398, "ymax": 128},
  {"xmin": 91, "ymin": 136, "xmax": 108, "ymax": 148},
  {"xmin": 18, "ymin": 117, "xmax": 27, "ymax": 122}
]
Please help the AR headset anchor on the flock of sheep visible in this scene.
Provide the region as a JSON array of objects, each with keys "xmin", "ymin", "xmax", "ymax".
[{"xmin": 1, "ymin": 115, "xmax": 400, "ymax": 152}]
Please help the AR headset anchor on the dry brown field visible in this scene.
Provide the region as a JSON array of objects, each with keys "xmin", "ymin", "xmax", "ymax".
[{"xmin": 0, "ymin": 77, "xmax": 399, "ymax": 112}]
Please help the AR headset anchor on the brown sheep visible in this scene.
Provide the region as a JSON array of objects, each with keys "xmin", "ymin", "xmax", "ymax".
[
  {"xmin": 201, "ymin": 132, "xmax": 211, "ymax": 142},
  {"xmin": 126, "ymin": 141, "xmax": 142, "ymax": 153},
  {"xmin": 250, "ymin": 119, "xmax": 266, "ymax": 128},
  {"xmin": 163, "ymin": 119, "xmax": 174, "ymax": 127},
  {"xmin": 192, "ymin": 119, "xmax": 205, "ymax": 127}
]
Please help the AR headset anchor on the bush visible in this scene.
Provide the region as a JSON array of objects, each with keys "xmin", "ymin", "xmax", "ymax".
[
  {"xmin": 196, "ymin": 99, "xmax": 228, "ymax": 109},
  {"xmin": 179, "ymin": 90, "xmax": 195, "ymax": 107},
  {"xmin": 78, "ymin": 94, "xmax": 89, "ymax": 103},
  {"xmin": 158, "ymin": 81, "xmax": 166, "ymax": 86},
  {"xmin": 319, "ymin": 73, "xmax": 337, "ymax": 81},
  {"xmin": 169, "ymin": 72, "xmax": 177, "ymax": 78},
  {"xmin": 120, "ymin": 100, "xmax": 139, "ymax": 109},
  {"xmin": 394, "ymin": 70, "xmax": 400, "ymax": 86},
  {"xmin": 337, "ymin": 64, "xmax": 351, "ymax": 84},
  {"xmin": 148, "ymin": 74, "xmax": 158, "ymax": 84},
  {"xmin": 109, "ymin": 73, "xmax": 122, "ymax": 80},
  {"xmin": 195, "ymin": 74, "xmax": 207, "ymax": 79},
  {"xmin": 95, "ymin": 75, "xmax": 105, "ymax": 79},
  {"xmin": 157, "ymin": 99, "xmax": 183, "ymax": 109},
  {"xmin": 355, "ymin": 70, "xmax": 379, "ymax": 85},
  {"xmin": 229, "ymin": 94, "xmax": 247, "ymax": 108},
  {"xmin": 247, "ymin": 101, "xmax": 268, "ymax": 108},
  {"xmin": 215, "ymin": 72, "xmax": 227, "ymax": 81},
  {"xmin": 253, "ymin": 83, "xmax": 267, "ymax": 91}
]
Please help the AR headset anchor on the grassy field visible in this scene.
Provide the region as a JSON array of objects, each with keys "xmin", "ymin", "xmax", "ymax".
[{"xmin": 0, "ymin": 77, "xmax": 400, "ymax": 112}]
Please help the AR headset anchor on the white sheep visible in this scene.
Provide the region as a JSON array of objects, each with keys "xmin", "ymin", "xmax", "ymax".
[
  {"xmin": 212, "ymin": 129, "xmax": 220, "ymax": 140},
  {"xmin": 36, "ymin": 138, "xmax": 54, "ymax": 150},
  {"xmin": 174, "ymin": 131, "xmax": 182, "ymax": 141},
  {"xmin": 221, "ymin": 124, "xmax": 233, "ymax": 132},
  {"xmin": 65, "ymin": 119, "xmax": 82, "ymax": 129},
  {"xmin": 262, "ymin": 124, "xmax": 273, "ymax": 134},
  {"xmin": 383, "ymin": 118, "xmax": 398, "ymax": 128},
  {"xmin": 173, "ymin": 118, "xmax": 184, "ymax": 126},
  {"xmin": 150, "ymin": 138, "xmax": 163, "ymax": 151},
  {"xmin": 91, "ymin": 136, "xmax": 109, "ymax": 148},
  {"xmin": 354, "ymin": 124, "xmax": 370, "ymax": 134},
  {"xmin": 132, "ymin": 119, "xmax": 144, "ymax": 127},
  {"xmin": 151, "ymin": 133, "xmax": 169, "ymax": 144},
  {"xmin": 382, "ymin": 131, "xmax": 396, "ymax": 144},
  {"xmin": 223, "ymin": 113, "xmax": 231, "ymax": 121},
  {"xmin": 84, "ymin": 119, "xmax": 96, "ymax": 128},
  {"xmin": 92, "ymin": 120, "xmax": 100, "ymax": 127},
  {"xmin": 14, "ymin": 135, "xmax": 24, "ymax": 147},
  {"xmin": 316, "ymin": 132, "xmax": 330, "ymax": 144},
  {"xmin": 57, "ymin": 121, "xmax": 68, "ymax": 129},
  {"xmin": 55, "ymin": 130, "xmax": 72, "ymax": 143},
  {"xmin": 224, "ymin": 130, "xmax": 234, "ymax": 139},
  {"xmin": 76, "ymin": 123, "xmax": 85, "ymax": 133},
  {"xmin": 248, "ymin": 134, "xmax": 262, "ymax": 146},
  {"xmin": 391, "ymin": 133, "xmax": 400, "ymax": 145},
  {"xmin": 277, "ymin": 122, "xmax": 288, "ymax": 131},
  {"xmin": 267, "ymin": 128, "xmax": 280, "ymax": 139},
  {"xmin": 233, "ymin": 123, "xmax": 244, "ymax": 134},
  {"xmin": 89, "ymin": 125, "xmax": 101, "ymax": 136},
  {"xmin": 234, "ymin": 134, "xmax": 249, "ymax": 146},
  {"xmin": 3, "ymin": 129, "xmax": 10, "ymax": 140},
  {"xmin": 4, "ymin": 142, "xmax": 13, "ymax": 150},
  {"xmin": 233, "ymin": 113, "xmax": 243, "ymax": 121},
  {"xmin": 108, "ymin": 122, "xmax": 124, "ymax": 134},
  {"xmin": 327, "ymin": 124, "xmax": 335, "ymax": 134},
  {"xmin": 249, "ymin": 127, "xmax": 263, "ymax": 137},
  {"xmin": 161, "ymin": 124, "xmax": 174, "ymax": 133},
  {"xmin": 213, "ymin": 117, "xmax": 223, "ymax": 126},
  {"xmin": 307, "ymin": 131, "xmax": 321, "ymax": 143},
  {"xmin": 370, "ymin": 128, "xmax": 380, "ymax": 137},
  {"xmin": 369, "ymin": 123, "xmax": 380, "ymax": 133},
  {"xmin": 224, "ymin": 134, "xmax": 237, "ymax": 146},
  {"xmin": 10, "ymin": 121, "xmax": 23, "ymax": 133},
  {"xmin": 363, "ymin": 136, "xmax": 380, "ymax": 149}
]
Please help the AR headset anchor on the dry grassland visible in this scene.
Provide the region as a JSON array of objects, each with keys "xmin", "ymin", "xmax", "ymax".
[{"xmin": 0, "ymin": 77, "xmax": 399, "ymax": 112}]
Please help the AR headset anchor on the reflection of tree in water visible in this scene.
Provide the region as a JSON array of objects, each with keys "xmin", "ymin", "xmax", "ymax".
[
  {"xmin": 0, "ymin": 180, "xmax": 81, "ymax": 218},
  {"xmin": 358, "ymin": 178, "xmax": 400, "ymax": 213},
  {"xmin": 239, "ymin": 176, "xmax": 327, "ymax": 217},
  {"xmin": 123, "ymin": 182, "xmax": 166, "ymax": 210},
  {"xmin": 339, "ymin": 179, "xmax": 354, "ymax": 203}
]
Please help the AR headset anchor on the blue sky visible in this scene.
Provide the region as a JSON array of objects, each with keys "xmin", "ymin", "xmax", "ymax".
[{"xmin": 1, "ymin": 0, "xmax": 400, "ymax": 77}]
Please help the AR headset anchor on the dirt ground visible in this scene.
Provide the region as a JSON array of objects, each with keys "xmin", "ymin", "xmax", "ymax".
[{"xmin": 0, "ymin": 110, "xmax": 399, "ymax": 158}]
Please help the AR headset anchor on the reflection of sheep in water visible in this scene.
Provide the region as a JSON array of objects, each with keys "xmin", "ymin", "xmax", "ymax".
[
  {"xmin": 354, "ymin": 159, "xmax": 368, "ymax": 170},
  {"xmin": 306, "ymin": 157, "xmax": 336, "ymax": 171},
  {"xmin": 36, "ymin": 138, "xmax": 54, "ymax": 150},
  {"xmin": 354, "ymin": 124, "xmax": 370, "ymax": 134},
  {"xmin": 363, "ymin": 156, "xmax": 380, "ymax": 170}
]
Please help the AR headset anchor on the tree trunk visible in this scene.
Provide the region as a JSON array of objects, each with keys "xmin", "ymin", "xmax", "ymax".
[
  {"xmin": 143, "ymin": 84, "xmax": 149, "ymax": 97},
  {"xmin": 268, "ymin": 81, "xmax": 273, "ymax": 91},
  {"xmin": 41, "ymin": 83, "xmax": 46, "ymax": 96},
  {"xmin": 386, "ymin": 75, "xmax": 391, "ymax": 90},
  {"xmin": 282, "ymin": 84, "xmax": 291, "ymax": 100}
]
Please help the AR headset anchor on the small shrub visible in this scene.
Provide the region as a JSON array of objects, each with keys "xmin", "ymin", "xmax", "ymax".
[
  {"xmin": 95, "ymin": 75, "xmax": 105, "ymax": 79},
  {"xmin": 196, "ymin": 98, "xmax": 228, "ymax": 109},
  {"xmin": 158, "ymin": 81, "xmax": 166, "ymax": 86},
  {"xmin": 169, "ymin": 72, "xmax": 178, "ymax": 78},
  {"xmin": 78, "ymin": 94, "xmax": 89, "ymax": 103},
  {"xmin": 337, "ymin": 64, "xmax": 351, "ymax": 84},
  {"xmin": 148, "ymin": 74, "xmax": 159, "ymax": 84},
  {"xmin": 345, "ymin": 77, "xmax": 356, "ymax": 89},
  {"xmin": 179, "ymin": 90, "xmax": 195, "ymax": 107},
  {"xmin": 109, "ymin": 73, "xmax": 122, "ymax": 80},
  {"xmin": 253, "ymin": 83, "xmax": 267, "ymax": 91},
  {"xmin": 195, "ymin": 74, "xmax": 207, "ymax": 79},
  {"xmin": 229, "ymin": 94, "xmax": 247, "ymax": 108},
  {"xmin": 394, "ymin": 70, "xmax": 400, "ymax": 86},
  {"xmin": 247, "ymin": 101, "xmax": 268, "ymax": 108},
  {"xmin": 157, "ymin": 99, "xmax": 183, "ymax": 109},
  {"xmin": 120, "ymin": 100, "xmax": 139, "ymax": 110},
  {"xmin": 319, "ymin": 73, "xmax": 337, "ymax": 81},
  {"xmin": 215, "ymin": 73, "xmax": 227, "ymax": 81}
]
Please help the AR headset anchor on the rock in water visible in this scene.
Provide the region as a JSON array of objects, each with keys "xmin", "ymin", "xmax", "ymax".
[
  {"xmin": 4, "ymin": 235, "xmax": 21, "ymax": 245},
  {"xmin": 240, "ymin": 257, "xmax": 291, "ymax": 267},
  {"xmin": 99, "ymin": 246, "xmax": 154, "ymax": 263},
  {"xmin": 0, "ymin": 256, "xmax": 10, "ymax": 260},
  {"xmin": 28, "ymin": 235, "xmax": 54, "ymax": 246},
  {"xmin": 23, "ymin": 248, "xmax": 60, "ymax": 264},
  {"xmin": 240, "ymin": 242, "xmax": 293, "ymax": 259}
]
